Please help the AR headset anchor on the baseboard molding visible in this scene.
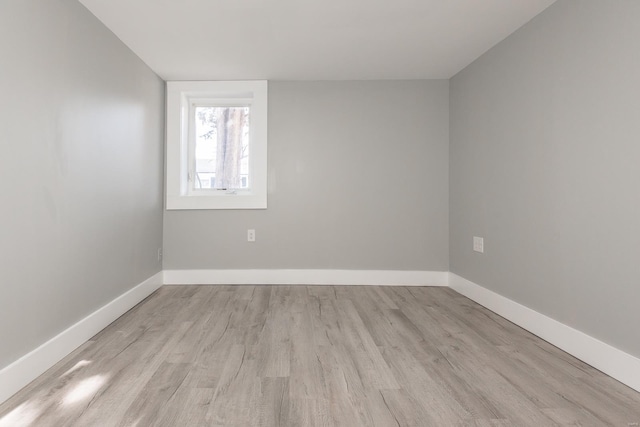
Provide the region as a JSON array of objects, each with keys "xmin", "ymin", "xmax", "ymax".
[
  {"xmin": 163, "ymin": 269, "xmax": 449, "ymax": 287},
  {"xmin": 449, "ymin": 273, "xmax": 640, "ymax": 393},
  {"xmin": 0, "ymin": 271, "xmax": 163, "ymax": 405}
]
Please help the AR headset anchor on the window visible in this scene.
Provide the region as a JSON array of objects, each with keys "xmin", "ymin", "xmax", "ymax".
[{"xmin": 166, "ymin": 81, "xmax": 267, "ymax": 209}]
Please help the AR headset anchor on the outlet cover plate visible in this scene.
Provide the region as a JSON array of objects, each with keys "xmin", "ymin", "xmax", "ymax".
[{"xmin": 473, "ymin": 237, "xmax": 484, "ymax": 253}]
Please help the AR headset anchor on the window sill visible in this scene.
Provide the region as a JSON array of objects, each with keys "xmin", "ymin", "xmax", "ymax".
[{"xmin": 166, "ymin": 193, "xmax": 267, "ymax": 210}]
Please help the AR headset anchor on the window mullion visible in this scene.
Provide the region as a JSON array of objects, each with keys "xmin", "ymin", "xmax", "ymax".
[{"xmin": 187, "ymin": 101, "xmax": 197, "ymax": 194}]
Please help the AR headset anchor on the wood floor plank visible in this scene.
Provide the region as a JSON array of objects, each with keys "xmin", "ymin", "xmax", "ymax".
[
  {"xmin": 254, "ymin": 287, "xmax": 292, "ymax": 378},
  {"xmin": 289, "ymin": 302, "xmax": 325, "ymax": 400},
  {"xmin": 1, "ymin": 285, "xmax": 640, "ymax": 427},
  {"xmin": 332, "ymin": 298, "xmax": 400, "ymax": 390},
  {"xmin": 117, "ymin": 361, "xmax": 191, "ymax": 426},
  {"xmin": 259, "ymin": 377, "xmax": 290, "ymax": 427}
]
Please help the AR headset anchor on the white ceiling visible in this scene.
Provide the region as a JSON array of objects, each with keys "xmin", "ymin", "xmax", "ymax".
[{"xmin": 79, "ymin": 0, "xmax": 556, "ymax": 81}]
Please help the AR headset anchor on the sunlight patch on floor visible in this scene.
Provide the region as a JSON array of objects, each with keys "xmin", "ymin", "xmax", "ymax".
[
  {"xmin": 62, "ymin": 375, "xmax": 108, "ymax": 406},
  {"xmin": 61, "ymin": 360, "xmax": 92, "ymax": 377},
  {"xmin": 0, "ymin": 401, "xmax": 42, "ymax": 427}
]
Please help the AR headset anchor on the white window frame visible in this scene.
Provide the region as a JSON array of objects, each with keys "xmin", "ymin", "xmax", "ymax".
[{"xmin": 166, "ymin": 80, "xmax": 268, "ymax": 210}]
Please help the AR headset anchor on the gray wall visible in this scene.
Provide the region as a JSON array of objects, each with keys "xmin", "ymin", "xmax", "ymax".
[
  {"xmin": 0, "ymin": 0, "xmax": 165, "ymax": 369},
  {"xmin": 450, "ymin": 1, "xmax": 640, "ymax": 357},
  {"xmin": 164, "ymin": 81, "xmax": 449, "ymax": 271}
]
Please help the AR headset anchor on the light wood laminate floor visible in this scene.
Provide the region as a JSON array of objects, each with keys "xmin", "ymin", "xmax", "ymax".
[{"xmin": 1, "ymin": 286, "xmax": 639, "ymax": 426}]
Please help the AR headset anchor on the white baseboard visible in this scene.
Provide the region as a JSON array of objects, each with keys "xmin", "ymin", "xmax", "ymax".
[
  {"xmin": 449, "ymin": 273, "xmax": 640, "ymax": 393},
  {"xmin": 163, "ymin": 269, "xmax": 449, "ymax": 287},
  {"xmin": 0, "ymin": 271, "xmax": 163, "ymax": 405}
]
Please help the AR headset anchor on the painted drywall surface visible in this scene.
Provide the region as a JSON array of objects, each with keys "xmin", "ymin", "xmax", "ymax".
[
  {"xmin": 164, "ymin": 80, "xmax": 449, "ymax": 271},
  {"xmin": 0, "ymin": 0, "xmax": 164, "ymax": 368},
  {"xmin": 450, "ymin": 1, "xmax": 640, "ymax": 356}
]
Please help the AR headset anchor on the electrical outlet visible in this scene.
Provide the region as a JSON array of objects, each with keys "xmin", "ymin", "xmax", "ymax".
[
  {"xmin": 247, "ymin": 229, "xmax": 256, "ymax": 242},
  {"xmin": 473, "ymin": 237, "xmax": 484, "ymax": 253},
  {"xmin": 157, "ymin": 247, "xmax": 163, "ymax": 262}
]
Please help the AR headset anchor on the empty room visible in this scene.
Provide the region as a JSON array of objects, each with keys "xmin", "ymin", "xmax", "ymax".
[{"xmin": 1, "ymin": 0, "xmax": 640, "ymax": 425}]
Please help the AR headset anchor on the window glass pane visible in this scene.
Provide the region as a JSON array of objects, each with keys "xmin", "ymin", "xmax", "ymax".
[{"xmin": 194, "ymin": 106, "xmax": 250, "ymax": 190}]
